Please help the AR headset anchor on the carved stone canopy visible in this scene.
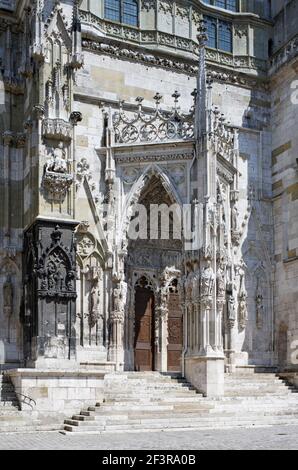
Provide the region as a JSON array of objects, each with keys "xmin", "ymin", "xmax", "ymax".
[{"xmin": 42, "ymin": 118, "xmax": 73, "ymax": 142}]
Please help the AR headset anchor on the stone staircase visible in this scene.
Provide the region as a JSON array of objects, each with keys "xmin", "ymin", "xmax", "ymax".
[
  {"xmin": 0, "ymin": 373, "xmax": 46, "ymax": 433},
  {"xmin": 0, "ymin": 374, "xmax": 20, "ymax": 410},
  {"xmin": 63, "ymin": 370, "xmax": 298, "ymax": 434}
]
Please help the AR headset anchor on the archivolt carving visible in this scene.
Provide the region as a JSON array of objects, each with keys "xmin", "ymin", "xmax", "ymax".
[{"xmin": 118, "ymin": 164, "xmax": 183, "ymax": 249}]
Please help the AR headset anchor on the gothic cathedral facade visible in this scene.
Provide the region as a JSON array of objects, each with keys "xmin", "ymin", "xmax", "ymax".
[{"xmin": 0, "ymin": 0, "xmax": 297, "ymax": 397}]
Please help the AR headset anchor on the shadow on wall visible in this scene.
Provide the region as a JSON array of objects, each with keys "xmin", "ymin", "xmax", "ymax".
[{"xmin": 239, "ymin": 69, "xmax": 273, "ymax": 365}]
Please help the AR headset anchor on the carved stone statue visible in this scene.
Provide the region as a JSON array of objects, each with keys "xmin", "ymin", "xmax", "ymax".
[
  {"xmin": 46, "ymin": 142, "xmax": 67, "ymax": 173},
  {"xmin": 231, "ymin": 205, "xmax": 239, "ymax": 231},
  {"xmin": 216, "ymin": 265, "xmax": 226, "ymax": 298},
  {"xmin": 200, "ymin": 261, "xmax": 215, "ymax": 297},
  {"xmin": 238, "ymin": 291, "xmax": 248, "ymax": 330},
  {"xmin": 113, "ymin": 285, "xmax": 123, "ymax": 313},
  {"xmin": 256, "ymin": 283, "xmax": 264, "ymax": 329},
  {"xmin": 89, "ymin": 276, "xmax": 101, "ymax": 328},
  {"xmin": 185, "ymin": 268, "xmax": 194, "ymax": 303},
  {"xmin": 227, "ymin": 293, "xmax": 236, "ymax": 327},
  {"xmin": 3, "ymin": 276, "xmax": 13, "ymax": 314},
  {"xmin": 192, "ymin": 265, "xmax": 200, "ymax": 302}
]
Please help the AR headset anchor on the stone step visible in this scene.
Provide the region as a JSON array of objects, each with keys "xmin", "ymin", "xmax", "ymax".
[
  {"xmin": 104, "ymin": 384, "xmax": 194, "ymax": 391},
  {"xmin": 64, "ymin": 415, "xmax": 298, "ymax": 433},
  {"xmin": 104, "ymin": 390, "xmax": 200, "ymax": 399},
  {"xmin": 0, "ymin": 401, "xmax": 19, "ymax": 408},
  {"xmin": 69, "ymin": 408, "xmax": 298, "ymax": 426},
  {"xmin": 100, "ymin": 395, "xmax": 205, "ymax": 405},
  {"xmin": 63, "ymin": 370, "xmax": 298, "ymax": 434}
]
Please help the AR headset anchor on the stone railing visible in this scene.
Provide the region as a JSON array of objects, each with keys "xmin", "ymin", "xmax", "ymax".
[
  {"xmin": 269, "ymin": 34, "xmax": 298, "ymax": 75},
  {"xmin": 80, "ymin": 11, "xmax": 267, "ymax": 73}
]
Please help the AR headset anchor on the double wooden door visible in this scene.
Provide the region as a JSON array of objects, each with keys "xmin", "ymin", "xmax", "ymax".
[
  {"xmin": 134, "ymin": 284, "xmax": 183, "ymax": 372},
  {"xmin": 167, "ymin": 289, "xmax": 183, "ymax": 372},
  {"xmin": 134, "ymin": 287, "xmax": 155, "ymax": 371}
]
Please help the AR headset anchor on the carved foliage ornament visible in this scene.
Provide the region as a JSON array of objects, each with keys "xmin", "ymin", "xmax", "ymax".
[{"xmin": 141, "ymin": 0, "xmax": 155, "ymax": 11}]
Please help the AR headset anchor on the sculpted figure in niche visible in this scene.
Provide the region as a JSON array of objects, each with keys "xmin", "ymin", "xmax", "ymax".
[
  {"xmin": 3, "ymin": 276, "xmax": 13, "ymax": 314},
  {"xmin": 231, "ymin": 205, "xmax": 239, "ymax": 231},
  {"xmin": 256, "ymin": 283, "xmax": 264, "ymax": 329},
  {"xmin": 216, "ymin": 265, "xmax": 226, "ymax": 298},
  {"xmin": 46, "ymin": 142, "xmax": 67, "ymax": 173},
  {"xmin": 192, "ymin": 262, "xmax": 200, "ymax": 301},
  {"xmin": 201, "ymin": 260, "xmax": 215, "ymax": 297},
  {"xmin": 89, "ymin": 274, "xmax": 102, "ymax": 329},
  {"xmin": 227, "ymin": 291, "xmax": 236, "ymax": 325}
]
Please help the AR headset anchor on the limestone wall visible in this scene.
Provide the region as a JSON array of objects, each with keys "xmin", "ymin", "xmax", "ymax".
[{"xmin": 271, "ymin": 60, "xmax": 298, "ymax": 369}]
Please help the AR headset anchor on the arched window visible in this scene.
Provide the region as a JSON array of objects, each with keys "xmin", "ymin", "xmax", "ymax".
[
  {"xmin": 218, "ymin": 21, "xmax": 232, "ymax": 53},
  {"xmin": 206, "ymin": 18, "xmax": 217, "ymax": 49},
  {"xmin": 104, "ymin": 0, "xmax": 138, "ymax": 27},
  {"xmin": 205, "ymin": 16, "xmax": 233, "ymax": 53},
  {"xmin": 203, "ymin": 0, "xmax": 238, "ymax": 12}
]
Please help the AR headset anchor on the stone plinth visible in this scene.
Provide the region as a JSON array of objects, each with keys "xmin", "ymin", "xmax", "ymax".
[
  {"xmin": 184, "ymin": 355, "xmax": 225, "ymax": 397},
  {"xmin": 8, "ymin": 369, "xmax": 106, "ymax": 426}
]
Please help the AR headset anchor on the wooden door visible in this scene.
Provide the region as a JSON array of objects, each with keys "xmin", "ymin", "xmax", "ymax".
[
  {"xmin": 134, "ymin": 287, "xmax": 155, "ymax": 371},
  {"xmin": 167, "ymin": 288, "xmax": 183, "ymax": 372}
]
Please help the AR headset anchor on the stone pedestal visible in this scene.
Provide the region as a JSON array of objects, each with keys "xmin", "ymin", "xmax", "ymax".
[
  {"xmin": 23, "ymin": 219, "xmax": 78, "ymax": 367},
  {"xmin": 184, "ymin": 355, "xmax": 224, "ymax": 397}
]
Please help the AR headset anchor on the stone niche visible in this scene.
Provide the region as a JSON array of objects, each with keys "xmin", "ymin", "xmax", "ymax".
[{"xmin": 23, "ymin": 219, "xmax": 78, "ymax": 369}]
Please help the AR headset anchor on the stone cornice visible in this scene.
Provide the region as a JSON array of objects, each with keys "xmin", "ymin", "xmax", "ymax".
[{"xmin": 82, "ymin": 37, "xmax": 269, "ymax": 91}]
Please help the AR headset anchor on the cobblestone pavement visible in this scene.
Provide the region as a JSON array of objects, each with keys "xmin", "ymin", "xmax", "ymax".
[{"xmin": 0, "ymin": 426, "xmax": 297, "ymax": 450}]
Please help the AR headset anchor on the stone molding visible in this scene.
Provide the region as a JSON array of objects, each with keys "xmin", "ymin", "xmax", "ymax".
[{"xmin": 82, "ymin": 37, "xmax": 268, "ymax": 91}]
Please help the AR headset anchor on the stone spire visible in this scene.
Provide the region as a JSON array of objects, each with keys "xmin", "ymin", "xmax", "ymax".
[
  {"xmin": 71, "ymin": 0, "xmax": 83, "ymax": 69},
  {"xmin": 72, "ymin": 0, "xmax": 81, "ymax": 33},
  {"xmin": 195, "ymin": 19, "xmax": 208, "ymax": 141}
]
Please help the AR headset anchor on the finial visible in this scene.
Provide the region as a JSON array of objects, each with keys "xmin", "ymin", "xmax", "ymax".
[
  {"xmin": 172, "ymin": 90, "xmax": 181, "ymax": 104},
  {"xmin": 197, "ymin": 19, "xmax": 208, "ymax": 47},
  {"xmin": 72, "ymin": 0, "xmax": 81, "ymax": 33},
  {"xmin": 153, "ymin": 92, "xmax": 163, "ymax": 106}
]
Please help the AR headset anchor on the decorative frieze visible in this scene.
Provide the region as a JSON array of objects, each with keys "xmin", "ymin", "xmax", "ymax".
[{"xmin": 112, "ymin": 93, "xmax": 194, "ymax": 145}]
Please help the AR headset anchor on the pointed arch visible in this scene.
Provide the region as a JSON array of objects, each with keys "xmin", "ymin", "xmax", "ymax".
[{"xmin": 118, "ymin": 163, "xmax": 183, "ymax": 247}]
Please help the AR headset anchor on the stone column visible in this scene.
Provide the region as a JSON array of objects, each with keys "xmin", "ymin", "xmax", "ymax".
[
  {"xmin": 157, "ymin": 285, "xmax": 168, "ymax": 372},
  {"xmin": 184, "ymin": 258, "xmax": 224, "ymax": 397},
  {"xmin": 108, "ymin": 280, "xmax": 126, "ymax": 371},
  {"xmin": 109, "ymin": 310, "xmax": 125, "ymax": 371}
]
